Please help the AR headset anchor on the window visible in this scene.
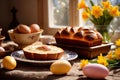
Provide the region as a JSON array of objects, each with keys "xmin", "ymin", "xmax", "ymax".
[
  {"xmin": 48, "ymin": 0, "xmax": 79, "ymax": 28},
  {"xmin": 41, "ymin": 0, "xmax": 120, "ymax": 35},
  {"xmin": 111, "ymin": 0, "xmax": 120, "ymax": 5},
  {"xmin": 48, "ymin": 0, "xmax": 102, "ymax": 28},
  {"xmin": 42, "ymin": 0, "xmax": 79, "ymax": 34},
  {"xmin": 49, "ymin": 0, "xmax": 69, "ymax": 27}
]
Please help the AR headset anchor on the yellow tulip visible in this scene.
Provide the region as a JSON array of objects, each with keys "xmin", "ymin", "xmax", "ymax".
[
  {"xmin": 82, "ymin": 11, "xmax": 90, "ymax": 21},
  {"xmin": 80, "ymin": 59, "xmax": 88, "ymax": 69},
  {"xmin": 91, "ymin": 5, "xmax": 103, "ymax": 18},
  {"xmin": 77, "ymin": 0, "xmax": 87, "ymax": 9},
  {"xmin": 97, "ymin": 54, "xmax": 108, "ymax": 66},
  {"xmin": 110, "ymin": 6, "xmax": 120, "ymax": 17},
  {"xmin": 101, "ymin": 1, "xmax": 111, "ymax": 10}
]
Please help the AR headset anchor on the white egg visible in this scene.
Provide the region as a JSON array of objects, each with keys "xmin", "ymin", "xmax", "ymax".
[{"xmin": 82, "ymin": 63, "xmax": 109, "ymax": 79}]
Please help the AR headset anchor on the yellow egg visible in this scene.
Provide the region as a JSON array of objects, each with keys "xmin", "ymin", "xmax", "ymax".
[
  {"xmin": 30, "ymin": 24, "xmax": 40, "ymax": 33},
  {"xmin": 17, "ymin": 24, "xmax": 31, "ymax": 34},
  {"xmin": 2, "ymin": 56, "xmax": 17, "ymax": 70},
  {"xmin": 50, "ymin": 60, "xmax": 71, "ymax": 75}
]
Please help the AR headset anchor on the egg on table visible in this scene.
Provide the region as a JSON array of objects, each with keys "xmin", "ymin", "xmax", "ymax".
[
  {"xmin": 82, "ymin": 63, "xmax": 109, "ymax": 79},
  {"xmin": 50, "ymin": 60, "xmax": 71, "ymax": 75},
  {"xmin": 30, "ymin": 24, "xmax": 40, "ymax": 33},
  {"xmin": 2, "ymin": 56, "xmax": 17, "ymax": 70}
]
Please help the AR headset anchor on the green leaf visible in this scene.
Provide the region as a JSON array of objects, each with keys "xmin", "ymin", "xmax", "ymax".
[
  {"xmin": 108, "ymin": 62, "xmax": 120, "ymax": 69},
  {"xmin": 89, "ymin": 59, "xmax": 98, "ymax": 63},
  {"xmin": 90, "ymin": 0, "xmax": 94, "ymax": 6}
]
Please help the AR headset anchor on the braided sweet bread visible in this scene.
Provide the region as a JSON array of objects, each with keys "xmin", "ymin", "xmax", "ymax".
[{"xmin": 54, "ymin": 27, "xmax": 103, "ymax": 47}]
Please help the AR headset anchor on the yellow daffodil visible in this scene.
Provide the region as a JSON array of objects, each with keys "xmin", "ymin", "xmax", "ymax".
[
  {"xmin": 106, "ymin": 51, "xmax": 113, "ymax": 59},
  {"xmin": 110, "ymin": 6, "xmax": 120, "ymax": 17},
  {"xmin": 78, "ymin": 0, "xmax": 120, "ymax": 25},
  {"xmin": 77, "ymin": 0, "xmax": 87, "ymax": 9},
  {"xmin": 101, "ymin": 1, "xmax": 111, "ymax": 10},
  {"xmin": 115, "ymin": 39, "xmax": 120, "ymax": 46},
  {"xmin": 97, "ymin": 54, "xmax": 108, "ymax": 66},
  {"xmin": 80, "ymin": 59, "xmax": 88, "ymax": 69},
  {"xmin": 82, "ymin": 11, "xmax": 90, "ymax": 21},
  {"xmin": 91, "ymin": 5, "xmax": 104, "ymax": 18},
  {"xmin": 114, "ymin": 48, "xmax": 120, "ymax": 59}
]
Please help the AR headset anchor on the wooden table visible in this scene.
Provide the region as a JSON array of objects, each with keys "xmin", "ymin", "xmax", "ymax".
[
  {"xmin": 0, "ymin": 58, "xmax": 120, "ymax": 80},
  {"xmin": 0, "ymin": 41, "xmax": 120, "ymax": 80}
]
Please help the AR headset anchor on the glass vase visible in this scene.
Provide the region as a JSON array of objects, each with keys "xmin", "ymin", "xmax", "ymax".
[{"xmin": 95, "ymin": 25, "xmax": 114, "ymax": 43}]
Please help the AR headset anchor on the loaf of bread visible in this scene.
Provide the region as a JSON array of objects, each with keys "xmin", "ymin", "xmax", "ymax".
[
  {"xmin": 23, "ymin": 44, "xmax": 64, "ymax": 60},
  {"xmin": 54, "ymin": 27, "xmax": 103, "ymax": 47}
]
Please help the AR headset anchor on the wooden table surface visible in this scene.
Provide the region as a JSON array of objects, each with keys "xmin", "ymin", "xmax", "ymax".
[
  {"xmin": 0, "ymin": 41, "xmax": 120, "ymax": 80},
  {"xmin": 0, "ymin": 58, "xmax": 120, "ymax": 80}
]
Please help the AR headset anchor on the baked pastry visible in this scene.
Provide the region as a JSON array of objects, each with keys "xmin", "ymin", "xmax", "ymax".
[
  {"xmin": 54, "ymin": 27, "xmax": 103, "ymax": 47},
  {"xmin": 23, "ymin": 44, "xmax": 64, "ymax": 60}
]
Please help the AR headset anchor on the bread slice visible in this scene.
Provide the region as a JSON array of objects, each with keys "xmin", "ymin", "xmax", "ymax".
[{"xmin": 23, "ymin": 44, "xmax": 64, "ymax": 60}]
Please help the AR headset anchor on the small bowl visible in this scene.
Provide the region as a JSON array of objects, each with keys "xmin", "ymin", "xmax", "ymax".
[
  {"xmin": 8, "ymin": 29, "xmax": 43, "ymax": 49},
  {"xmin": 39, "ymin": 35, "xmax": 56, "ymax": 44}
]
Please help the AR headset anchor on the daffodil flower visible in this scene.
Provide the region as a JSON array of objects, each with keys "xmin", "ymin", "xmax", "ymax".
[
  {"xmin": 101, "ymin": 1, "xmax": 111, "ymax": 10},
  {"xmin": 82, "ymin": 11, "xmax": 90, "ymax": 21},
  {"xmin": 97, "ymin": 54, "xmax": 108, "ymax": 66},
  {"xmin": 77, "ymin": 0, "xmax": 87, "ymax": 9},
  {"xmin": 78, "ymin": 0, "xmax": 120, "ymax": 25},
  {"xmin": 106, "ymin": 51, "xmax": 113, "ymax": 59},
  {"xmin": 91, "ymin": 5, "xmax": 103, "ymax": 18},
  {"xmin": 115, "ymin": 39, "xmax": 120, "ymax": 46},
  {"xmin": 114, "ymin": 48, "xmax": 120, "ymax": 59},
  {"xmin": 110, "ymin": 6, "xmax": 120, "ymax": 17},
  {"xmin": 80, "ymin": 59, "xmax": 88, "ymax": 69}
]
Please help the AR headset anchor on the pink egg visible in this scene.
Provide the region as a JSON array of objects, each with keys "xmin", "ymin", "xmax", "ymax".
[
  {"xmin": 82, "ymin": 63, "xmax": 109, "ymax": 79},
  {"xmin": 0, "ymin": 47, "xmax": 5, "ymax": 52}
]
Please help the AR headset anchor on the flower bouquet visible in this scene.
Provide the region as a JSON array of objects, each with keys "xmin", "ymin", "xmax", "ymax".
[{"xmin": 78, "ymin": 0, "xmax": 120, "ymax": 42}]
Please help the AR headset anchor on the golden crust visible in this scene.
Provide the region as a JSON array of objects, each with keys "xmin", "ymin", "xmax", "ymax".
[
  {"xmin": 54, "ymin": 27, "xmax": 103, "ymax": 47},
  {"xmin": 23, "ymin": 45, "xmax": 64, "ymax": 60}
]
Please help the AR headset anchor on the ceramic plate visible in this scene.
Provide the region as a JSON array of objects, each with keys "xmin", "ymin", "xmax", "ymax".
[{"xmin": 11, "ymin": 50, "xmax": 78, "ymax": 64}]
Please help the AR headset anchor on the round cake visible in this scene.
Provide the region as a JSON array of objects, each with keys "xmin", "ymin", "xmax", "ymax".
[{"xmin": 23, "ymin": 44, "xmax": 64, "ymax": 60}]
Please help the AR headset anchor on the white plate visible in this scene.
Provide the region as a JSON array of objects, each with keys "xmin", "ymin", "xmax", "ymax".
[{"xmin": 11, "ymin": 50, "xmax": 78, "ymax": 65}]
